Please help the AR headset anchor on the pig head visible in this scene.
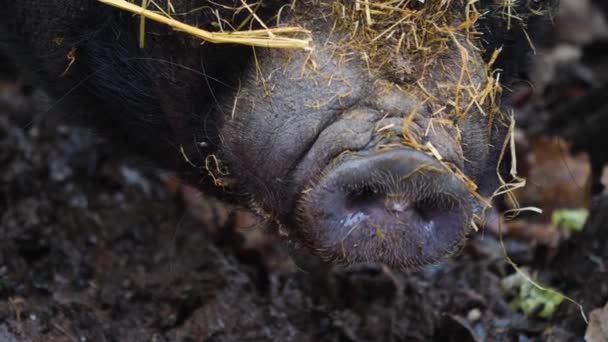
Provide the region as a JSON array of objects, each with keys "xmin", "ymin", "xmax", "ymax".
[{"xmin": 0, "ymin": 0, "xmax": 555, "ymax": 269}]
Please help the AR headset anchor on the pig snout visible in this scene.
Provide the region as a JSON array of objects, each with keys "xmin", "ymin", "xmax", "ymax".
[
  {"xmin": 223, "ymin": 41, "xmax": 493, "ymax": 269},
  {"xmin": 298, "ymin": 149, "xmax": 472, "ymax": 269}
]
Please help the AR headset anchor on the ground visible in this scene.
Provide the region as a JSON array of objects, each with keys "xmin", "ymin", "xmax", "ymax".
[{"xmin": 2, "ymin": 2, "xmax": 608, "ymax": 340}]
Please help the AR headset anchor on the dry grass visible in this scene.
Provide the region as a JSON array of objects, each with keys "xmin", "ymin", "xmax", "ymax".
[
  {"xmin": 98, "ymin": 0, "xmax": 312, "ymax": 49},
  {"xmin": 98, "ymin": 0, "xmax": 549, "ymax": 214},
  {"xmin": 324, "ymin": 0, "xmax": 505, "ymax": 209}
]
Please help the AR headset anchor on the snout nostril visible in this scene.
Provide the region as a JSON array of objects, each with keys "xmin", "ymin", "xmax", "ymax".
[
  {"xmin": 344, "ymin": 187, "xmax": 382, "ymax": 211},
  {"xmin": 413, "ymin": 198, "xmax": 444, "ymax": 221},
  {"xmin": 342, "ymin": 186, "xmax": 451, "ymax": 220}
]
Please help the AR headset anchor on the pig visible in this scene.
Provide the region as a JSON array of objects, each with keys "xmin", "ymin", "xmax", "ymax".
[{"xmin": 0, "ymin": 0, "xmax": 555, "ymax": 269}]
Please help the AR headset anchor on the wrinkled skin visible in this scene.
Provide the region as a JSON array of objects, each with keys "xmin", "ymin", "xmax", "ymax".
[{"xmin": 0, "ymin": 0, "xmax": 553, "ymax": 269}]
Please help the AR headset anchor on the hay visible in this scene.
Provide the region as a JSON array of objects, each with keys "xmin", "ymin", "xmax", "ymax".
[
  {"xmin": 139, "ymin": 0, "xmax": 147, "ymax": 48},
  {"xmin": 99, "ymin": 0, "xmax": 550, "ymax": 215},
  {"xmin": 97, "ymin": 0, "xmax": 312, "ymax": 49},
  {"xmin": 324, "ymin": 0, "xmax": 546, "ymax": 212}
]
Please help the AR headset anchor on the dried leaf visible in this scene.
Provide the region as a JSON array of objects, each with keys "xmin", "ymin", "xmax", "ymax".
[
  {"xmin": 585, "ymin": 302, "xmax": 608, "ymax": 342},
  {"xmin": 514, "ymin": 136, "xmax": 592, "ymax": 216}
]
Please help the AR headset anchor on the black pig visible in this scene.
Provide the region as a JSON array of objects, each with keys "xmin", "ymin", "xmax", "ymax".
[{"xmin": 0, "ymin": 0, "xmax": 554, "ymax": 269}]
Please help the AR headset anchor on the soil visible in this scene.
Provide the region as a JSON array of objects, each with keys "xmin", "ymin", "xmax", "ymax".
[{"xmin": 0, "ymin": 83, "xmax": 606, "ymax": 342}]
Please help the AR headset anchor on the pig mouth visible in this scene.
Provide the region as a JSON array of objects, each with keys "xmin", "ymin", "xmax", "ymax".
[{"xmin": 295, "ymin": 148, "xmax": 474, "ymax": 269}]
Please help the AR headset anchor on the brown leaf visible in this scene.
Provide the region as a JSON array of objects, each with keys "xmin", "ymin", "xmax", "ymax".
[
  {"xmin": 585, "ymin": 302, "xmax": 608, "ymax": 342},
  {"xmin": 514, "ymin": 136, "xmax": 592, "ymax": 217},
  {"xmin": 500, "ymin": 219, "xmax": 561, "ymax": 248}
]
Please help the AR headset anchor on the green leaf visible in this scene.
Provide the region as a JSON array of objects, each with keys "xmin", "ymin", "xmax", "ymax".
[
  {"xmin": 510, "ymin": 282, "xmax": 565, "ymax": 318},
  {"xmin": 551, "ymin": 208, "xmax": 589, "ymax": 232}
]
